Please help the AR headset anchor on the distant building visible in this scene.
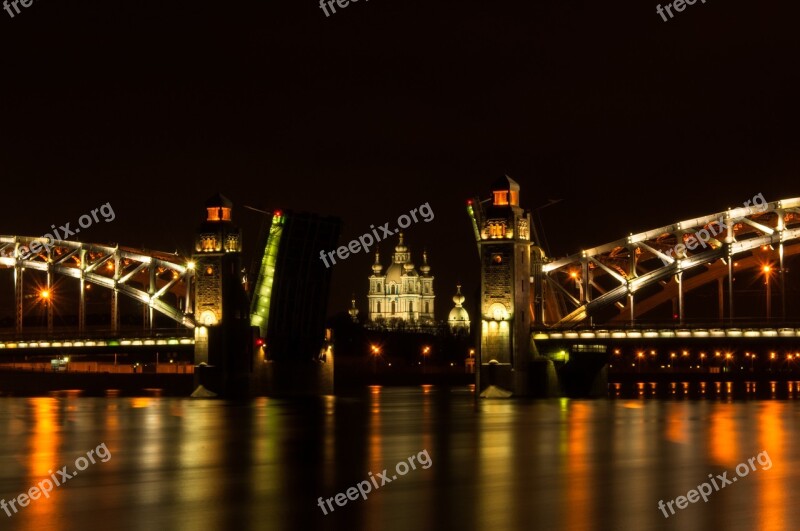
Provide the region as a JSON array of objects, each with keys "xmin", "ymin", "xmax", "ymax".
[
  {"xmin": 367, "ymin": 233, "xmax": 435, "ymax": 325},
  {"xmin": 448, "ymin": 285, "xmax": 470, "ymax": 333},
  {"xmin": 348, "ymin": 295, "xmax": 360, "ymax": 322}
]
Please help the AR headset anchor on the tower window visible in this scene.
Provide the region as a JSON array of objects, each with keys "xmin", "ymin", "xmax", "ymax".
[
  {"xmin": 201, "ymin": 236, "xmax": 217, "ymax": 252},
  {"xmin": 493, "ymin": 191, "xmax": 509, "ymax": 206}
]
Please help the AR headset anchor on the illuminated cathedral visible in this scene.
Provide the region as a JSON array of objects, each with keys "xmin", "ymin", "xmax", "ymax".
[{"xmin": 368, "ymin": 233, "xmax": 435, "ymax": 325}]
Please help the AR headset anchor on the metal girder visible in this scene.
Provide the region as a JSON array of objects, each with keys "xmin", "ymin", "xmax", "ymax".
[
  {"xmin": 537, "ymin": 198, "xmax": 800, "ymax": 328},
  {"xmin": 0, "ymin": 237, "xmax": 195, "ymax": 328}
]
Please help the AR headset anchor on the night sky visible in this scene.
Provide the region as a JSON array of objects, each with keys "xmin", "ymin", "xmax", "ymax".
[{"xmin": 1, "ymin": 0, "xmax": 798, "ymax": 320}]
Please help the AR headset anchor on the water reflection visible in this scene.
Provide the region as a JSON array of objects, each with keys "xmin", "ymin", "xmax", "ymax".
[
  {"xmin": 610, "ymin": 380, "xmax": 800, "ymax": 400},
  {"xmin": 0, "ymin": 393, "xmax": 796, "ymax": 530}
]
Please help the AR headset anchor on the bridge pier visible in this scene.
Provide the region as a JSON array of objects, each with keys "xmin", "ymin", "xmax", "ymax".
[{"xmin": 531, "ymin": 339, "xmax": 610, "ymax": 398}]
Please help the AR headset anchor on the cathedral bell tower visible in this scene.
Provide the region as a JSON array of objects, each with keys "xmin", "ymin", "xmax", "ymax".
[{"xmin": 468, "ymin": 176, "xmax": 532, "ymax": 396}]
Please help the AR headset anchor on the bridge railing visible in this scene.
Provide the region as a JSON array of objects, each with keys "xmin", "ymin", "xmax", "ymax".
[
  {"xmin": 536, "ymin": 317, "xmax": 800, "ymax": 332},
  {"xmin": 0, "ymin": 327, "xmax": 194, "ymax": 341}
]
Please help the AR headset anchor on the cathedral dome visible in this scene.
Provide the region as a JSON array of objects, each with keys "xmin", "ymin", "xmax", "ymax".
[
  {"xmin": 452, "ymin": 288, "xmax": 465, "ymax": 306},
  {"xmin": 372, "ymin": 252, "xmax": 383, "ymax": 274},
  {"xmin": 449, "ymin": 306, "xmax": 469, "ymax": 324},
  {"xmin": 385, "ymin": 262, "xmax": 403, "ymax": 283},
  {"xmin": 395, "ymin": 232, "xmax": 408, "ymax": 253},
  {"xmin": 420, "ymin": 250, "xmax": 431, "ymax": 275},
  {"xmin": 448, "ymin": 285, "xmax": 470, "ymax": 331}
]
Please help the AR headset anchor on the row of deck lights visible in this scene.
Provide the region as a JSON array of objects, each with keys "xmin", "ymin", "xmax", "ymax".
[
  {"xmin": 0, "ymin": 338, "xmax": 193, "ymax": 348},
  {"xmin": 611, "ymin": 348, "xmax": 799, "ymax": 370}
]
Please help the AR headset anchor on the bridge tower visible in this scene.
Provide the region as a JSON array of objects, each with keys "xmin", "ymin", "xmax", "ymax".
[
  {"xmin": 191, "ymin": 193, "xmax": 252, "ymax": 396},
  {"xmin": 469, "ymin": 176, "xmax": 533, "ymax": 396}
]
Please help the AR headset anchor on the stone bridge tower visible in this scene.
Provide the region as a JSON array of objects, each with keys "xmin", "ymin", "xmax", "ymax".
[{"xmin": 468, "ymin": 176, "xmax": 532, "ymax": 396}]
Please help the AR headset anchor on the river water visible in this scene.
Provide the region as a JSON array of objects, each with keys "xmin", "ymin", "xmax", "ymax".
[{"xmin": 0, "ymin": 387, "xmax": 797, "ymax": 531}]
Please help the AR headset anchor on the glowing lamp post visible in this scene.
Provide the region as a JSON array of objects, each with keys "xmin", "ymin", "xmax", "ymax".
[
  {"xmin": 370, "ymin": 345, "xmax": 381, "ymax": 374},
  {"xmin": 763, "ymin": 265, "xmax": 772, "ymax": 321},
  {"xmin": 40, "ymin": 289, "xmax": 53, "ymax": 334}
]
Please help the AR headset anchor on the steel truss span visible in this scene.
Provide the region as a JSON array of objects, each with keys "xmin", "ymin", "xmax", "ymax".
[
  {"xmin": 536, "ymin": 198, "xmax": 800, "ymax": 328},
  {"xmin": 0, "ymin": 237, "xmax": 195, "ymax": 331}
]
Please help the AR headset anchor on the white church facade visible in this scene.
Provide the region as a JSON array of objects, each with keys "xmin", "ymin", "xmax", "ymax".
[{"xmin": 368, "ymin": 233, "xmax": 435, "ymax": 324}]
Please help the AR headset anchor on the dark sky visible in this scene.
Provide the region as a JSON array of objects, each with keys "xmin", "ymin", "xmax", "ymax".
[{"xmin": 1, "ymin": 0, "xmax": 798, "ymax": 320}]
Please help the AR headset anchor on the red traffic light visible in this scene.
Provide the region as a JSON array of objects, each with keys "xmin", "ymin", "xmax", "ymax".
[{"xmin": 255, "ymin": 338, "xmax": 264, "ymax": 347}]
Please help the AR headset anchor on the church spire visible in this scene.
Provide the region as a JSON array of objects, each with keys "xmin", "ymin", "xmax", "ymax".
[
  {"xmin": 420, "ymin": 248, "xmax": 431, "ymax": 275},
  {"xmin": 348, "ymin": 294, "xmax": 359, "ymax": 322},
  {"xmin": 372, "ymin": 251, "xmax": 383, "ymax": 274}
]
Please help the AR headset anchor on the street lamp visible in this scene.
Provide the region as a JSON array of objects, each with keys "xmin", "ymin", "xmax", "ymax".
[
  {"xmin": 637, "ymin": 351, "xmax": 644, "ymax": 372},
  {"xmin": 763, "ymin": 265, "xmax": 772, "ymax": 321},
  {"xmin": 39, "ymin": 289, "xmax": 53, "ymax": 334},
  {"xmin": 422, "ymin": 346, "xmax": 431, "ymax": 373},
  {"xmin": 370, "ymin": 344, "xmax": 381, "ymax": 374}
]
